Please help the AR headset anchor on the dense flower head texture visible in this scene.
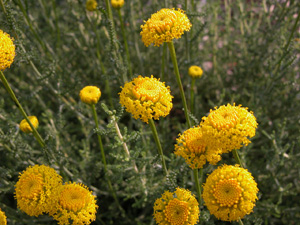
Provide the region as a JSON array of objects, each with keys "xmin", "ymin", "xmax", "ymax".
[
  {"xmin": 188, "ymin": 65, "xmax": 203, "ymax": 78},
  {"xmin": 119, "ymin": 75, "xmax": 173, "ymax": 123},
  {"xmin": 201, "ymin": 103, "xmax": 258, "ymax": 153},
  {"xmin": 140, "ymin": 8, "xmax": 192, "ymax": 47},
  {"xmin": 80, "ymin": 86, "xmax": 101, "ymax": 105},
  {"xmin": 0, "ymin": 208, "xmax": 7, "ymax": 225},
  {"xmin": 111, "ymin": 0, "xmax": 124, "ymax": 9},
  {"xmin": 52, "ymin": 182, "xmax": 98, "ymax": 225},
  {"xmin": 15, "ymin": 165, "xmax": 63, "ymax": 217},
  {"xmin": 153, "ymin": 187, "xmax": 199, "ymax": 225},
  {"xmin": 0, "ymin": 30, "xmax": 15, "ymax": 71},
  {"xmin": 19, "ymin": 116, "xmax": 39, "ymax": 133},
  {"xmin": 86, "ymin": 0, "xmax": 97, "ymax": 11},
  {"xmin": 175, "ymin": 126, "xmax": 222, "ymax": 169},
  {"xmin": 203, "ymin": 164, "xmax": 259, "ymax": 221}
]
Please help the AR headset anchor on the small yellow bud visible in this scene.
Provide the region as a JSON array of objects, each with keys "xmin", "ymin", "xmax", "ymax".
[{"xmin": 19, "ymin": 116, "xmax": 39, "ymax": 133}]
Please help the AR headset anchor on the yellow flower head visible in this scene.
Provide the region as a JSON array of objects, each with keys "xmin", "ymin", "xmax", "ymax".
[
  {"xmin": 52, "ymin": 182, "xmax": 98, "ymax": 225},
  {"xmin": 86, "ymin": 0, "xmax": 97, "ymax": 11},
  {"xmin": 19, "ymin": 116, "xmax": 39, "ymax": 133},
  {"xmin": 80, "ymin": 86, "xmax": 101, "ymax": 105},
  {"xmin": 203, "ymin": 164, "xmax": 259, "ymax": 222},
  {"xmin": 188, "ymin": 65, "xmax": 203, "ymax": 78},
  {"xmin": 15, "ymin": 165, "xmax": 63, "ymax": 217},
  {"xmin": 0, "ymin": 30, "xmax": 15, "ymax": 71},
  {"xmin": 153, "ymin": 187, "xmax": 199, "ymax": 225},
  {"xmin": 140, "ymin": 8, "xmax": 192, "ymax": 47},
  {"xmin": 201, "ymin": 103, "xmax": 258, "ymax": 153},
  {"xmin": 119, "ymin": 75, "xmax": 173, "ymax": 123},
  {"xmin": 111, "ymin": 0, "xmax": 124, "ymax": 9},
  {"xmin": 175, "ymin": 126, "xmax": 222, "ymax": 169},
  {"xmin": 0, "ymin": 208, "xmax": 7, "ymax": 225}
]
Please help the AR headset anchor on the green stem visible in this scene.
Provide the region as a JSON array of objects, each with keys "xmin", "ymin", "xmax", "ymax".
[
  {"xmin": 193, "ymin": 169, "xmax": 202, "ymax": 205},
  {"xmin": 184, "ymin": 0, "xmax": 190, "ymax": 62},
  {"xmin": 0, "ymin": 71, "xmax": 45, "ymax": 148},
  {"xmin": 167, "ymin": 41, "xmax": 191, "ymax": 127},
  {"xmin": 232, "ymin": 149, "xmax": 244, "ymax": 168},
  {"xmin": 238, "ymin": 218, "xmax": 244, "ymax": 225},
  {"xmin": 118, "ymin": 8, "xmax": 133, "ymax": 79},
  {"xmin": 275, "ymin": 11, "xmax": 300, "ymax": 72},
  {"xmin": 161, "ymin": 43, "xmax": 167, "ymax": 80},
  {"xmin": 190, "ymin": 77, "xmax": 196, "ymax": 114},
  {"xmin": 148, "ymin": 118, "xmax": 168, "ymax": 175},
  {"xmin": 90, "ymin": 104, "xmax": 126, "ymax": 216}
]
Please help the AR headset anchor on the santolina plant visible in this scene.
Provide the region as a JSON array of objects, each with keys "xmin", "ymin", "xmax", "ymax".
[{"xmin": 1, "ymin": 1, "xmax": 299, "ymax": 224}]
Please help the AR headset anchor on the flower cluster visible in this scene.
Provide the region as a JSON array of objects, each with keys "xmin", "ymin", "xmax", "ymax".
[
  {"xmin": 174, "ymin": 126, "xmax": 222, "ymax": 169},
  {"xmin": 19, "ymin": 116, "xmax": 39, "ymax": 133},
  {"xmin": 52, "ymin": 182, "xmax": 98, "ymax": 225},
  {"xmin": 15, "ymin": 165, "xmax": 63, "ymax": 216},
  {"xmin": 0, "ymin": 30, "xmax": 15, "ymax": 71},
  {"xmin": 153, "ymin": 187, "xmax": 199, "ymax": 225},
  {"xmin": 188, "ymin": 65, "xmax": 203, "ymax": 78},
  {"xmin": 15, "ymin": 165, "xmax": 98, "ymax": 224},
  {"xmin": 111, "ymin": 0, "xmax": 124, "ymax": 9},
  {"xmin": 86, "ymin": 0, "xmax": 97, "ymax": 11},
  {"xmin": 203, "ymin": 164, "xmax": 259, "ymax": 221},
  {"xmin": 201, "ymin": 103, "xmax": 258, "ymax": 153},
  {"xmin": 0, "ymin": 208, "xmax": 7, "ymax": 225},
  {"xmin": 80, "ymin": 86, "xmax": 101, "ymax": 105},
  {"xmin": 119, "ymin": 75, "xmax": 173, "ymax": 123},
  {"xmin": 140, "ymin": 8, "xmax": 192, "ymax": 47}
]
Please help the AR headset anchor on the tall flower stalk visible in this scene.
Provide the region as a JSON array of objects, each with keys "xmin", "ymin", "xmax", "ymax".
[
  {"xmin": 140, "ymin": 8, "xmax": 192, "ymax": 127},
  {"xmin": 116, "ymin": 6, "xmax": 133, "ymax": 78},
  {"xmin": 119, "ymin": 75, "xmax": 173, "ymax": 176},
  {"xmin": 79, "ymin": 86, "xmax": 125, "ymax": 216}
]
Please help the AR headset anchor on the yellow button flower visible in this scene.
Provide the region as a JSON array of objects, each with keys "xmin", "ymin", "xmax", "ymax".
[
  {"xmin": 19, "ymin": 116, "xmax": 39, "ymax": 133},
  {"xmin": 203, "ymin": 164, "xmax": 259, "ymax": 222},
  {"xmin": 175, "ymin": 126, "xmax": 222, "ymax": 169},
  {"xmin": 52, "ymin": 182, "xmax": 98, "ymax": 225},
  {"xmin": 140, "ymin": 8, "xmax": 192, "ymax": 47},
  {"xmin": 201, "ymin": 103, "xmax": 258, "ymax": 153},
  {"xmin": 15, "ymin": 165, "xmax": 63, "ymax": 217},
  {"xmin": 0, "ymin": 30, "xmax": 15, "ymax": 71},
  {"xmin": 119, "ymin": 75, "xmax": 173, "ymax": 123},
  {"xmin": 111, "ymin": 0, "xmax": 124, "ymax": 9},
  {"xmin": 153, "ymin": 187, "xmax": 199, "ymax": 225},
  {"xmin": 86, "ymin": 0, "xmax": 97, "ymax": 11},
  {"xmin": 188, "ymin": 65, "xmax": 203, "ymax": 78},
  {"xmin": 0, "ymin": 208, "xmax": 7, "ymax": 225},
  {"xmin": 80, "ymin": 86, "xmax": 101, "ymax": 105}
]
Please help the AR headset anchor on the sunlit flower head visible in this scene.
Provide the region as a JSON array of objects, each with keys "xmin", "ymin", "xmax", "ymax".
[
  {"xmin": 140, "ymin": 8, "xmax": 192, "ymax": 47},
  {"xmin": 111, "ymin": 0, "xmax": 124, "ymax": 9},
  {"xmin": 0, "ymin": 208, "xmax": 7, "ymax": 225},
  {"xmin": 175, "ymin": 126, "xmax": 222, "ymax": 169},
  {"xmin": 52, "ymin": 182, "xmax": 98, "ymax": 225},
  {"xmin": 86, "ymin": 0, "xmax": 97, "ymax": 11},
  {"xmin": 15, "ymin": 165, "xmax": 63, "ymax": 217},
  {"xmin": 0, "ymin": 30, "xmax": 15, "ymax": 71},
  {"xmin": 119, "ymin": 75, "xmax": 173, "ymax": 123},
  {"xmin": 203, "ymin": 164, "xmax": 259, "ymax": 222},
  {"xmin": 153, "ymin": 187, "xmax": 199, "ymax": 225},
  {"xmin": 19, "ymin": 116, "xmax": 39, "ymax": 133},
  {"xmin": 201, "ymin": 103, "xmax": 258, "ymax": 153},
  {"xmin": 188, "ymin": 65, "xmax": 203, "ymax": 78},
  {"xmin": 80, "ymin": 86, "xmax": 101, "ymax": 105}
]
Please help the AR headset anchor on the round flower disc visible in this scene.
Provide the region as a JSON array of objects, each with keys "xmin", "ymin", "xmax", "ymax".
[
  {"xmin": 141, "ymin": 8, "xmax": 192, "ymax": 47},
  {"xmin": 119, "ymin": 75, "xmax": 173, "ymax": 123},
  {"xmin": 0, "ymin": 30, "xmax": 15, "ymax": 71},
  {"xmin": 201, "ymin": 103, "xmax": 258, "ymax": 153},
  {"xmin": 203, "ymin": 164, "xmax": 259, "ymax": 222}
]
